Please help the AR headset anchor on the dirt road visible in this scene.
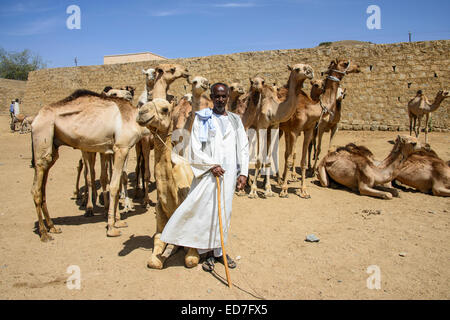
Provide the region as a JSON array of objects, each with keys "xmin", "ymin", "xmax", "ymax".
[{"xmin": 0, "ymin": 115, "xmax": 448, "ymax": 300}]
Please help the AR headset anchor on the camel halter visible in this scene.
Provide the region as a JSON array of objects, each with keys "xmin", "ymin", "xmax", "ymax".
[{"xmin": 327, "ymin": 60, "xmax": 351, "ymax": 82}]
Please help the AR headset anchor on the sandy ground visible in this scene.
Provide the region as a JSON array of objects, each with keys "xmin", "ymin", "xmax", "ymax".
[{"xmin": 0, "ymin": 114, "xmax": 449, "ymax": 300}]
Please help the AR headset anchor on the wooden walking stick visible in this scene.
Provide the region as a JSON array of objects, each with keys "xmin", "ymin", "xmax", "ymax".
[{"xmin": 216, "ymin": 176, "xmax": 232, "ymax": 288}]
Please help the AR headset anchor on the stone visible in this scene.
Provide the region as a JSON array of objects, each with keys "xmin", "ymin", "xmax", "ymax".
[
  {"xmin": 399, "ymin": 252, "xmax": 407, "ymax": 257},
  {"xmin": 305, "ymin": 234, "xmax": 320, "ymax": 242}
]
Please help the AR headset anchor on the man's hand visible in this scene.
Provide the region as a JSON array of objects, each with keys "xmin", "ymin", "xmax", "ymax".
[
  {"xmin": 211, "ymin": 165, "xmax": 225, "ymax": 177},
  {"xmin": 236, "ymin": 175, "xmax": 247, "ymax": 191}
]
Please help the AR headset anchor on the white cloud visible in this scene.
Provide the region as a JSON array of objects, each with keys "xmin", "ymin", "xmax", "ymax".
[
  {"xmin": 3, "ymin": 17, "xmax": 61, "ymax": 36},
  {"xmin": 213, "ymin": 2, "xmax": 256, "ymax": 8}
]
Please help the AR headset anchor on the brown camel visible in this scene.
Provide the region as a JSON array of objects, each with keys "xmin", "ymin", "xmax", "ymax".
[
  {"xmin": 30, "ymin": 89, "xmax": 152, "ymax": 241},
  {"xmin": 311, "ymin": 86, "xmax": 347, "ymax": 172},
  {"xmin": 136, "ymin": 98, "xmax": 198, "ymax": 269},
  {"xmin": 393, "ymin": 146, "xmax": 450, "ymax": 196},
  {"xmin": 408, "ymin": 90, "xmax": 449, "ymax": 143},
  {"xmin": 317, "ymin": 135, "xmax": 421, "ymax": 199},
  {"xmin": 135, "ymin": 64, "xmax": 190, "ymax": 207},
  {"xmin": 279, "ymin": 59, "xmax": 360, "ymax": 199}
]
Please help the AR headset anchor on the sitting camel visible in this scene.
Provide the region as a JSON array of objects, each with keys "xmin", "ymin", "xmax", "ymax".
[
  {"xmin": 136, "ymin": 99, "xmax": 197, "ymax": 269},
  {"xmin": 408, "ymin": 89, "xmax": 449, "ymax": 143},
  {"xmin": 393, "ymin": 146, "xmax": 450, "ymax": 197},
  {"xmin": 317, "ymin": 135, "xmax": 421, "ymax": 199},
  {"xmin": 102, "ymin": 86, "xmax": 135, "ymax": 101},
  {"xmin": 31, "ymin": 89, "xmax": 152, "ymax": 241}
]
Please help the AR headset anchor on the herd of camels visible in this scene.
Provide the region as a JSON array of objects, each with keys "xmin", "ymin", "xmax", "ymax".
[{"xmin": 27, "ymin": 58, "xmax": 449, "ymax": 268}]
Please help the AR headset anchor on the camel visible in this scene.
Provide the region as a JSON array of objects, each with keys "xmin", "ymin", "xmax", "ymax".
[
  {"xmin": 311, "ymin": 86, "xmax": 347, "ymax": 172},
  {"xmin": 279, "ymin": 59, "xmax": 360, "ymax": 199},
  {"xmin": 408, "ymin": 90, "xmax": 449, "ymax": 143},
  {"xmin": 317, "ymin": 135, "xmax": 422, "ymax": 199},
  {"xmin": 241, "ymin": 65, "xmax": 315, "ymax": 198},
  {"xmin": 137, "ymin": 68, "xmax": 156, "ymax": 107},
  {"xmin": 136, "ymin": 98, "xmax": 198, "ymax": 269},
  {"xmin": 393, "ymin": 146, "xmax": 450, "ymax": 196},
  {"xmin": 173, "ymin": 76, "xmax": 212, "ymax": 132},
  {"xmin": 103, "ymin": 86, "xmax": 135, "ymax": 101},
  {"xmin": 30, "ymin": 90, "xmax": 152, "ymax": 241},
  {"xmin": 227, "ymin": 82, "xmax": 245, "ymax": 112}
]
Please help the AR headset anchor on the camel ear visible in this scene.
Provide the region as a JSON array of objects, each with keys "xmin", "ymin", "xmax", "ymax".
[{"xmin": 287, "ymin": 64, "xmax": 293, "ymax": 71}]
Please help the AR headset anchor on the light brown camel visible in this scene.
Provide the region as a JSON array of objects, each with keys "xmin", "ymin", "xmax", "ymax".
[
  {"xmin": 30, "ymin": 89, "xmax": 152, "ymax": 241},
  {"xmin": 393, "ymin": 146, "xmax": 450, "ymax": 196},
  {"xmin": 136, "ymin": 98, "xmax": 198, "ymax": 269},
  {"xmin": 135, "ymin": 64, "xmax": 190, "ymax": 207},
  {"xmin": 317, "ymin": 135, "xmax": 421, "ymax": 199},
  {"xmin": 243, "ymin": 65, "xmax": 314, "ymax": 198},
  {"xmin": 407, "ymin": 90, "xmax": 449, "ymax": 143},
  {"xmin": 279, "ymin": 59, "xmax": 360, "ymax": 199},
  {"xmin": 227, "ymin": 82, "xmax": 245, "ymax": 112},
  {"xmin": 173, "ymin": 76, "xmax": 212, "ymax": 132}
]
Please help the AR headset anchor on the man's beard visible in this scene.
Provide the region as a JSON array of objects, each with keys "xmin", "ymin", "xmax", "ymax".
[{"xmin": 214, "ymin": 104, "xmax": 226, "ymax": 114}]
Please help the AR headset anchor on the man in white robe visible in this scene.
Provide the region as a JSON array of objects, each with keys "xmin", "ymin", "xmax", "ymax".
[{"xmin": 161, "ymin": 83, "xmax": 249, "ymax": 271}]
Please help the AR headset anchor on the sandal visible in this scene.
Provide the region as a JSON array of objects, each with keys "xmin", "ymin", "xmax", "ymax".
[
  {"xmin": 202, "ymin": 256, "xmax": 215, "ymax": 272},
  {"xmin": 216, "ymin": 254, "xmax": 236, "ymax": 269}
]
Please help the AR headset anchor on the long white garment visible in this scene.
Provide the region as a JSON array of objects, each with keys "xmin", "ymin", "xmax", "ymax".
[
  {"xmin": 14, "ymin": 101, "xmax": 20, "ymax": 116},
  {"xmin": 160, "ymin": 112, "xmax": 249, "ymax": 250}
]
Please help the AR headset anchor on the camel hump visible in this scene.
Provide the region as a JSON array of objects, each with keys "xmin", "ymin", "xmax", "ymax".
[{"xmin": 339, "ymin": 143, "xmax": 374, "ymax": 158}]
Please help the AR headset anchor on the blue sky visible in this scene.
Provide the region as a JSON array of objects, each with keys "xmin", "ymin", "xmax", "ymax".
[{"xmin": 0, "ymin": 0, "xmax": 449, "ymax": 68}]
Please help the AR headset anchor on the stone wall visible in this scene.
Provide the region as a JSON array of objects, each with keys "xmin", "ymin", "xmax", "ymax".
[
  {"xmin": 0, "ymin": 79, "xmax": 27, "ymax": 115},
  {"xmin": 22, "ymin": 40, "xmax": 450, "ymax": 131}
]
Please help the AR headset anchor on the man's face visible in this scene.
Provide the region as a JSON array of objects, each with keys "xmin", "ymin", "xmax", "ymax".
[{"xmin": 211, "ymin": 85, "xmax": 229, "ymax": 113}]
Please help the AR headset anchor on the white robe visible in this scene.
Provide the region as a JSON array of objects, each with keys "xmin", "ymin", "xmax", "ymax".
[{"xmin": 160, "ymin": 112, "xmax": 249, "ymax": 250}]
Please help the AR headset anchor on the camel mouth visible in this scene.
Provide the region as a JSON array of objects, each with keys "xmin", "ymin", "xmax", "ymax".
[{"xmin": 137, "ymin": 115, "xmax": 155, "ymax": 126}]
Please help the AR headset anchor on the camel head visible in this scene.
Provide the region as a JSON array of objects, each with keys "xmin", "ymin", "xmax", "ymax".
[
  {"xmin": 310, "ymin": 79, "xmax": 325, "ymax": 96},
  {"xmin": 436, "ymin": 90, "xmax": 449, "ymax": 100},
  {"xmin": 155, "ymin": 63, "xmax": 190, "ymax": 85},
  {"xmin": 188, "ymin": 76, "xmax": 210, "ymax": 96},
  {"xmin": 230, "ymin": 82, "xmax": 245, "ymax": 96},
  {"xmin": 394, "ymin": 135, "xmax": 422, "ymax": 159},
  {"xmin": 249, "ymin": 76, "xmax": 265, "ymax": 93},
  {"xmin": 142, "ymin": 68, "xmax": 156, "ymax": 86},
  {"xmin": 183, "ymin": 93, "xmax": 193, "ymax": 104},
  {"xmin": 287, "ymin": 63, "xmax": 314, "ymax": 87},
  {"xmin": 327, "ymin": 59, "xmax": 361, "ymax": 76},
  {"xmin": 137, "ymin": 98, "xmax": 173, "ymax": 132}
]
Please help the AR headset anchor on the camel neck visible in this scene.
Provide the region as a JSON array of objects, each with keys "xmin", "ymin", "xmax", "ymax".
[
  {"xmin": 430, "ymin": 94, "xmax": 445, "ymax": 112},
  {"xmin": 153, "ymin": 80, "xmax": 169, "ymax": 100},
  {"xmin": 376, "ymin": 143, "xmax": 405, "ymax": 183},
  {"xmin": 321, "ymin": 77, "xmax": 340, "ymax": 110}
]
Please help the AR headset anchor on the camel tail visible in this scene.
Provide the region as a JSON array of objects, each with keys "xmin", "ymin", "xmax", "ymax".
[{"xmin": 30, "ymin": 130, "xmax": 35, "ymax": 168}]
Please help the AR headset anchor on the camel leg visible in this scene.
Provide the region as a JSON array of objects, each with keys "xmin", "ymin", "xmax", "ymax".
[
  {"xmin": 416, "ymin": 116, "xmax": 422, "ymax": 138},
  {"xmin": 280, "ymin": 130, "xmax": 296, "ymax": 197},
  {"xmin": 409, "ymin": 113, "xmax": 413, "ymax": 137},
  {"xmin": 312, "ymin": 123, "xmax": 326, "ymax": 174},
  {"xmin": 296, "ymin": 129, "xmax": 313, "ymax": 199},
  {"xmin": 248, "ymin": 130, "xmax": 261, "ymax": 198},
  {"xmin": 120, "ymin": 155, "xmax": 134, "ymax": 213},
  {"xmin": 432, "ymin": 182, "xmax": 450, "ymax": 197},
  {"xmin": 148, "ymin": 203, "xmax": 170, "ymax": 269},
  {"xmin": 374, "ymin": 185, "xmax": 400, "ymax": 197},
  {"xmin": 106, "ymin": 147, "xmax": 129, "ymax": 237},
  {"xmin": 41, "ymin": 163, "xmax": 62, "ymax": 235},
  {"xmin": 72, "ymin": 157, "xmax": 83, "ymax": 199},
  {"xmin": 263, "ymin": 128, "xmax": 275, "ymax": 198},
  {"xmin": 317, "ymin": 160, "xmax": 329, "ymax": 187},
  {"xmin": 185, "ymin": 248, "xmax": 200, "ymax": 268},
  {"xmin": 82, "ymin": 152, "xmax": 97, "ymax": 217},
  {"xmin": 424, "ymin": 113, "xmax": 429, "ymax": 144},
  {"xmin": 99, "ymin": 153, "xmax": 110, "ymax": 211},
  {"xmin": 359, "ymin": 183, "xmax": 393, "ymax": 199},
  {"xmin": 134, "ymin": 142, "xmax": 143, "ymax": 198},
  {"xmin": 142, "ymin": 138, "xmax": 152, "ymax": 207}
]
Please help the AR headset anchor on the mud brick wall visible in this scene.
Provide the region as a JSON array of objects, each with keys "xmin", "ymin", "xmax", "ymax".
[
  {"xmin": 0, "ymin": 79, "xmax": 27, "ymax": 115},
  {"xmin": 22, "ymin": 40, "xmax": 450, "ymax": 131}
]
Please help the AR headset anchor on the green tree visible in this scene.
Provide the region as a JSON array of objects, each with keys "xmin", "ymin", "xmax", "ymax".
[{"xmin": 0, "ymin": 48, "xmax": 47, "ymax": 80}]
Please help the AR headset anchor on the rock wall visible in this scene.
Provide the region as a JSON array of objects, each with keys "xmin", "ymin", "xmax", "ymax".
[
  {"xmin": 0, "ymin": 79, "xmax": 27, "ymax": 115},
  {"xmin": 22, "ymin": 40, "xmax": 450, "ymax": 131}
]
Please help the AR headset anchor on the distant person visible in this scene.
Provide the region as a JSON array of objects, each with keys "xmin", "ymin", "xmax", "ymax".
[
  {"xmin": 9, "ymin": 100, "xmax": 15, "ymax": 121},
  {"xmin": 14, "ymin": 98, "xmax": 20, "ymax": 116}
]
